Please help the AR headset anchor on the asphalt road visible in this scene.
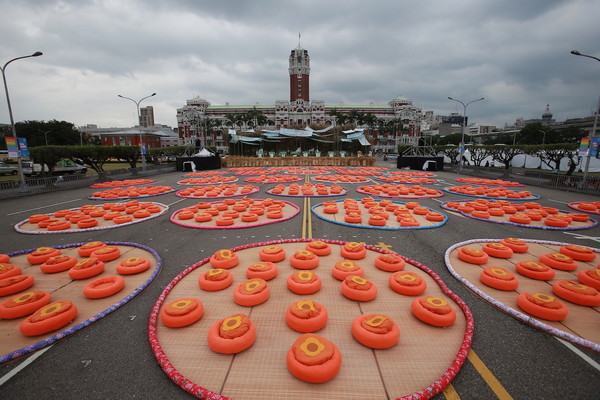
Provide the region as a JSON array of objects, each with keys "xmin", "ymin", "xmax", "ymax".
[{"xmin": 0, "ymin": 160, "xmax": 599, "ymax": 400}]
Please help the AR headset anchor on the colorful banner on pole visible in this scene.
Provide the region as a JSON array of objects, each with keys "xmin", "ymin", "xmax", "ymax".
[
  {"xmin": 459, "ymin": 141, "xmax": 464, "ymax": 153},
  {"xmin": 17, "ymin": 138, "xmax": 29, "ymax": 158},
  {"xmin": 5, "ymin": 137, "xmax": 17, "ymax": 158},
  {"xmin": 590, "ymin": 136, "xmax": 600, "ymax": 158},
  {"xmin": 579, "ymin": 137, "xmax": 590, "ymax": 156}
]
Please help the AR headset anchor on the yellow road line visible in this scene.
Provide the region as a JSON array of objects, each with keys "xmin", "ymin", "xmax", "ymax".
[
  {"xmin": 442, "ymin": 384, "xmax": 461, "ymax": 400},
  {"xmin": 467, "ymin": 350, "xmax": 514, "ymax": 400},
  {"xmin": 301, "ymin": 197, "xmax": 312, "ymax": 239}
]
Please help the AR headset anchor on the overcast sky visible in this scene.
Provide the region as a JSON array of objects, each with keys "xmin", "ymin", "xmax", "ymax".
[{"xmin": 1, "ymin": 0, "xmax": 599, "ymax": 131}]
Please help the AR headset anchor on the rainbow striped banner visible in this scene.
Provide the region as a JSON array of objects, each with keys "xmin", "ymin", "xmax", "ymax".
[
  {"xmin": 579, "ymin": 137, "xmax": 590, "ymax": 156},
  {"xmin": 5, "ymin": 137, "xmax": 18, "ymax": 158}
]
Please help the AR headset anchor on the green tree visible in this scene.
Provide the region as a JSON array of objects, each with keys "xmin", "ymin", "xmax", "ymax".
[
  {"xmin": 488, "ymin": 146, "xmax": 523, "ymax": 169},
  {"xmin": 15, "ymin": 120, "xmax": 81, "ymax": 146}
]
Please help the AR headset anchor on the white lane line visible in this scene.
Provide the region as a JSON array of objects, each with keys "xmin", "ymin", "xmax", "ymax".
[
  {"xmin": 166, "ymin": 199, "xmax": 186, "ymax": 206},
  {"xmin": 0, "ymin": 345, "xmax": 53, "ymax": 386},
  {"xmin": 555, "ymin": 338, "xmax": 600, "ymax": 372},
  {"xmin": 548, "ymin": 199, "xmax": 569, "ymax": 205},
  {"xmin": 6, "ymin": 199, "xmax": 82, "ymax": 216}
]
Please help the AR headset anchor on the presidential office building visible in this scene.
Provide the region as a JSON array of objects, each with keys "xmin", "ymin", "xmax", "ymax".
[{"xmin": 176, "ymin": 42, "xmax": 424, "ymax": 154}]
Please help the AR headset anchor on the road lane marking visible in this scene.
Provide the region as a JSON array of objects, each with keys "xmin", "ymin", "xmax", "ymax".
[
  {"xmin": 443, "ymin": 384, "xmax": 461, "ymax": 400},
  {"xmin": 467, "ymin": 349, "xmax": 514, "ymax": 400},
  {"xmin": 6, "ymin": 199, "xmax": 82, "ymax": 215},
  {"xmin": 555, "ymin": 337, "xmax": 600, "ymax": 372},
  {"xmin": 0, "ymin": 345, "xmax": 53, "ymax": 386}
]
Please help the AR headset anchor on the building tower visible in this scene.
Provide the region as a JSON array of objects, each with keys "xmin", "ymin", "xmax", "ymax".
[
  {"xmin": 289, "ymin": 34, "xmax": 310, "ymax": 102},
  {"xmin": 140, "ymin": 106, "xmax": 155, "ymax": 127}
]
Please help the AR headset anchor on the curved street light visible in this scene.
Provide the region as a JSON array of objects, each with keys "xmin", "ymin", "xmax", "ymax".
[
  {"xmin": 1, "ymin": 51, "xmax": 43, "ymax": 189},
  {"xmin": 448, "ymin": 96, "xmax": 485, "ymax": 173},
  {"xmin": 118, "ymin": 92, "xmax": 156, "ymax": 171},
  {"xmin": 570, "ymin": 50, "xmax": 599, "ymax": 188}
]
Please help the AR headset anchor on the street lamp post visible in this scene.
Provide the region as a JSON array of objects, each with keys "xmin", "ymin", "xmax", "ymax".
[
  {"xmin": 570, "ymin": 50, "xmax": 599, "ymax": 188},
  {"xmin": 538, "ymin": 130, "xmax": 546, "ymax": 146},
  {"xmin": 39, "ymin": 130, "xmax": 51, "ymax": 146},
  {"xmin": 118, "ymin": 92, "xmax": 156, "ymax": 171},
  {"xmin": 448, "ymin": 96, "xmax": 485, "ymax": 173},
  {"xmin": 1, "ymin": 51, "xmax": 43, "ymax": 189}
]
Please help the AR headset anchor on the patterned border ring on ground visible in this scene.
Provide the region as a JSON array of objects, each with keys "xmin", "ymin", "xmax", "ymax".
[
  {"xmin": 442, "ymin": 185, "xmax": 540, "ymax": 200},
  {"xmin": 14, "ymin": 202, "xmax": 169, "ymax": 235},
  {"xmin": 170, "ymin": 199, "xmax": 301, "ymax": 229},
  {"xmin": 266, "ymin": 183, "xmax": 348, "ymax": 197},
  {"xmin": 444, "ymin": 238, "xmax": 600, "ymax": 352},
  {"xmin": 0, "ymin": 241, "xmax": 162, "ymax": 364},
  {"xmin": 312, "ymin": 198, "xmax": 448, "ymax": 230},
  {"xmin": 148, "ymin": 238, "xmax": 473, "ymax": 400},
  {"xmin": 440, "ymin": 200, "xmax": 598, "ymax": 231}
]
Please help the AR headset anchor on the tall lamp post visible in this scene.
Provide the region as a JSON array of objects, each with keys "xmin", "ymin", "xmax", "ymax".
[
  {"xmin": 118, "ymin": 92, "xmax": 156, "ymax": 171},
  {"xmin": 448, "ymin": 96, "xmax": 485, "ymax": 173},
  {"xmin": 1, "ymin": 51, "xmax": 43, "ymax": 189},
  {"xmin": 570, "ymin": 50, "xmax": 599, "ymax": 188},
  {"xmin": 538, "ymin": 130, "xmax": 546, "ymax": 146}
]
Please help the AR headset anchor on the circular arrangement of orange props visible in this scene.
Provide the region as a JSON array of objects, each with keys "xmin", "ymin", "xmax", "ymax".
[
  {"xmin": 177, "ymin": 176, "xmax": 238, "ymax": 185},
  {"xmin": 341, "ymin": 275, "xmax": 377, "ymax": 301},
  {"xmin": 1, "ymin": 241, "xmax": 161, "ymax": 364},
  {"xmin": 160, "ymin": 298, "xmax": 204, "ymax": 328},
  {"xmin": 375, "ymin": 253, "xmax": 406, "ymax": 272},
  {"xmin": 266, "ymin": 182, "xmax": 347, "ymax": 197},
  {"xmin": 170, "ymin": 198, "xmax": 300, "ymax": 229},
  {"xmin": 286, "ymin": 333, "xmax": 342, "ymax": 383},
  {"xmin": 352, "ymin": 314, "xmax": 400, "ymax": 349},
  {"xmin": 207, "ymin": 314, "xmax": 256, "ymax": 354},
  {"xmin": 567, "ymin": 201, "xmax": 600, "ymax": 215},
  {"xmin": 285, "ymin": 299, "xmax": 328, "ymax": 333},
  {"xmin": 332, "ymin": 260, "xmax": 364, "ymax": 281},
  {"xmin": 357, "ymin": 183, "xmax": 443, "ymax": 199},
  {"xmin": 455, "ymin": 177, "xmax": 524, "ymax": 187},
  {"xmin": 389, "ymin": 170, "xmax": 436, "ymax": 177},
  {"xmin": 15, "ymin": 201, "xmax": 168, "ymax": 234},
  {"xmin": 88, "ymin": 185, "xmax": 175, "ymax": 200},
  {"xmin": 445, "ymin": 238, "xmax": 599, "ymax": 352},
  {"xmin": 377, "ymin": 176, "xmax": 436, "ymax": 184},
  {"xmin": 149, "ymin": 239, "xmax": 472, "ymax": 400},
  {"xmin": 443, "ymin": 185, "xmax": 538, "ymax": 200},
  {"xmin": 290, "ymin": 250, "xmax": 320, "ymax": 269},
  {"xmin": 312, "ymin": 174, "xmax": 370, "ymax": 183},
  {"xmin": 90, "ymin": 179, "xmax": 155, "ymax": 188},
  {"xmin": 304, "ymin": 240, "xmax": 331, "ymax": 256},
  {"xmin": 313, "ymin": 197, "xmax": 448, "ymax": 230},
  {"xmin": 176, "ymin": 183, "xmax": 259, "ymax": 198},
  {"xmin": 183, "ymin": 171, "xmax": 228, "ymax": 177},
  {"xmin": 243, "ymin": 174, "xmax": 303, "ymax": 183},
  {"xmin": 442, "ymin": 200, "xmax": 597, "ymax": 230},
  {"xmin": 116, "ymin": 257, "xmax": 151, "ymax": 275}
]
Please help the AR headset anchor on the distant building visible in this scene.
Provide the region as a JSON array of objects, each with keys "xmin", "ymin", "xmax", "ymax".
[
  {"xmin": 140, "ymin": 106, "xmax": 155, "ymax": 127},
  {"xmin": 176, "ymin": 40, "xmax": 425, "ymax": 154},
  {"xmin": 79, "ymin": 125, "xmax": 179, "ymax": 149},
  {"xmin": 523, "ymin": 104, "xmax": 555, "ymax": 126}
]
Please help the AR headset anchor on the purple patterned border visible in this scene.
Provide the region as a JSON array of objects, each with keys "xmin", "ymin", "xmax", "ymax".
[
  {"xmin": 87, "ymin": 187, "xmax": 177, "ymax": 200},
  {"xmin": 439, "ymin": 201, "xmax": 598, "ymax": 231},
  {"xmin": 444, "ymin": 238, "xmax": 600, "ymax": 353},
  {"xmin": 14, "ymin": 203, "xmax": 170, "ymax": 235},
  {"xmin": 148, "ymin": 238, "xmax": 474, "ymax": 400},
  {"xmin": 169, "ymin": 200, "xmax": 301, "ymax": 230},
  {"xmin": 312, "ymin": 198, "xmax": 448, "ymax": 231},
  {"xmin": 1, "ymin": 241, "xmax": 162, "ymax": 365}
]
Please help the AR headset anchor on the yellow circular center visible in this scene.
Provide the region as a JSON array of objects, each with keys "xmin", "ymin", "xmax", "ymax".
[
  {"xmin": 125, "ymin": 257, "xmax": 140, "ymax": 265},
  {"xmin": 83, "ymin": 241, "xmax": 103, "ymax": 248},
  {"xmin": 172, "ymin": 299, "xmax": 192, "ymax": 309},
  {"xmin": 426, "ymin": 297, "xmax": 448, "ymax": 307},
  {"xmin": 299, "ymin": 337, "xmax": 325, "ymax": 357},
  {"xmin": 340, "ymin": 261, "xmax": 355, "ymax": 269},
  {"xmin": 351, "ymin": 276, "xmax": 367, "ymax": 285},
  {"xmin": 219, "ymin": 250, "xmax": 232, "ymax": 259},
  {"xmin": 398, "ymin": 273, "xmax": 416, "ymax": 282},
  {"xmin": 222, "ymin": 316, "xmax": 242, "ymax": 331},
  {"xmin": 14, "ymin": 291, "xmax": 36, "ymax": 304},
  {"xmin": 208, "ymin": 268, "xmax": 224, "ymax": 276},
  {"xmin": 365, "ymin": 315, "xmax": 387, "ymax": 327},
  {"xmin": 531, "ymin": 293, "xmax": 555, "ymax": 303},
  {"xmin": 296, "ymin": 300, "xmax": 315, "ymax": 311},
  {"xmin": 35, "ymin": 247, "xmax": 53, "ymax": 254},
  {"xmin": 491, "ymin": 267, "xmax": 508, "ymax": 276},
  {"xmin": 297, "ymin": 271, "xmax": 313, "ymax": 281},
  {"xmin": 39, "ymin": 302, "xmax": 62, "ymax": 317},
  {"xmin": 525, "ymin": 261, "xmax": 545, "ymax": 270},
  {"xmin": 244, "ymin": 280, "xmax": 261, "ymax": 292}
]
